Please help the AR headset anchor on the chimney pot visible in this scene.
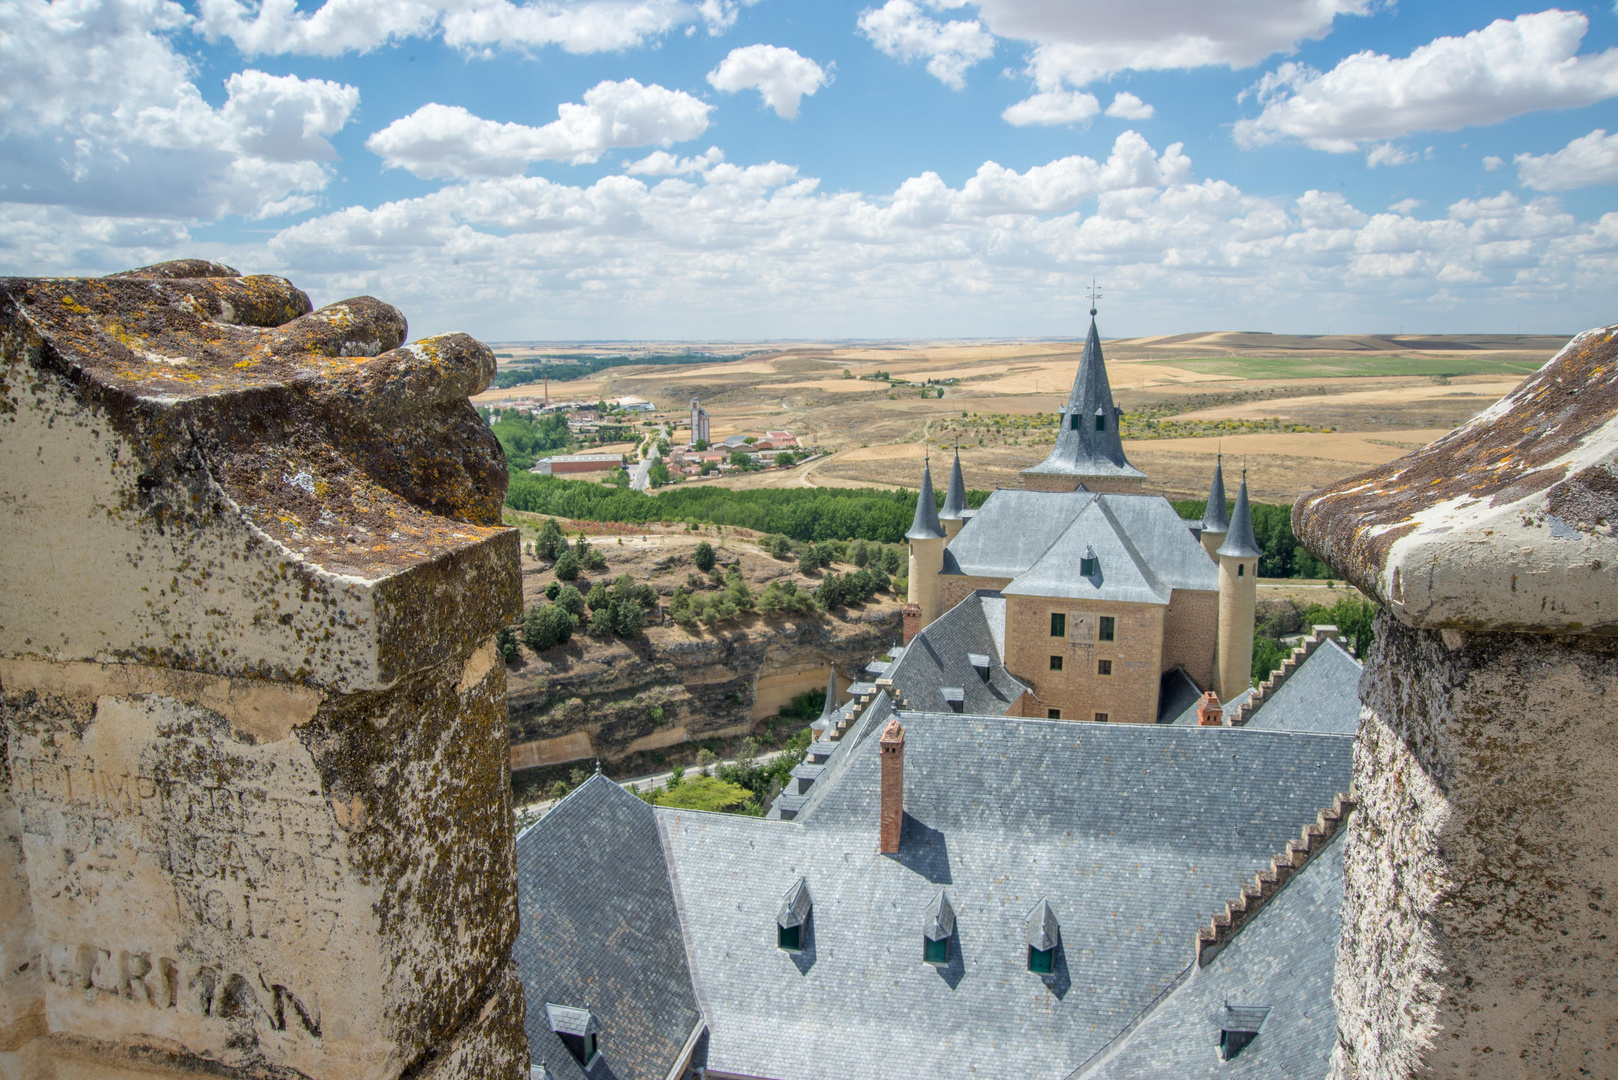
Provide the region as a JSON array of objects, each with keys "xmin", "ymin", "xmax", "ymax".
[
  {"xmin": 879, "ymin": 719, "xmax": 905, "ymax": 854},
  {"xmin": 1196, "ymin": 690, "xmax": 1224, "ymax": 726}
]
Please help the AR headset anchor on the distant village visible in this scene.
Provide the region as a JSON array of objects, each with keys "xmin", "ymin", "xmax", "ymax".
[{"xmin": 490, "ymin": 392, "xmax": 812, "ymax": 482}]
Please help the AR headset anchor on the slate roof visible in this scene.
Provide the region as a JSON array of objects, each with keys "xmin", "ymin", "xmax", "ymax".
[
  {"xmin": 1241, "ymin": 640, "xmax": 1363, "ymax": 735},
  {"xmin": 513, "ymin": 774, "xmax": 702, "ymax": 1080},
  {"xmin": 1168, "ymin": 687, "xmax": 1253, "ymax": 726},
  {"xmin": 907, "ymin": 458, "xmax": 946, "ymax": 540},
  {"xmin": 941, "ymin": 449, "xmax": 968, "ymax": 520},
  {"xmin": 1200, "ymin": 457, "xmax": 1230, "ymax": 535},
  {"xmin": 943, "ymin": 488, "xmax": 1216, "ymax": 602},
  {"xmin": 1076, "ymin": 828, "xmax": 1347, "ymax": 1080},
  {"xmin": 1216, "ymin": 475, "xmax": 1261, "ymax": 559},
  {"xmin": 1024, "ymin": 319, "xmax": 1146, "ymax": 482},
  {"xmin": 657, "ymin": 718, "xmax": 1354, "ymax": 1080},
  {"xmin": 883, "ymin": 590, "xmax": 1027, "ymax": 716},
  {"xmin": 1157, "ymin": 667, "xmax": 1203, "ymax": 724}
]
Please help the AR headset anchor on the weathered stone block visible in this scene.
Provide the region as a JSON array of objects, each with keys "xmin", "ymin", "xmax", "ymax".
[{"xmin": 1, "ymin": 262, "xmax": 526, "ymax": 1080}]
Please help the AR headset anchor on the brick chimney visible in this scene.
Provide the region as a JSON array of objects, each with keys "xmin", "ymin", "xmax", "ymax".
[
  {"xmin": 1196, "ymin": 691, "xmax": 1223, "ymax": 726},
  {"xmin": 879, "ymin": 719, "xmax": 905, "ymax": 854},
  {"xmin": 902, "ymin": 602, "xmax": 923, "ymax": 644}
]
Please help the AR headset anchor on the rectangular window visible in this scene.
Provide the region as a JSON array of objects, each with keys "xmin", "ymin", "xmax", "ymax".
[
  {"xmin": 1095, "ymin": 414, "xmax": 1106, "ymax": 432},
  {"xmin": 777, "ymin": 924, "xmax": 802, "ymax": 952},
  {"xmin": 1098, "ymin": 659, "xmax": 1112, "ymax": 676},
  {"xmin": 1080, "ymin": 556, "xmax": 1096, "ymax": 576},
  {"xmin": 1047, "ymin": 708, "xmax": 1061, "ymax": 719},
  {"xmin": 1049, "ymin": 655, "xmax": 1063, "ymax": 671},
  {"xmin": 1069, "ymin": 414, "xmax": 1079, "ymax": 431},
  {"xmin": 924, "ymin": 937, "xmax": 951, "ymax": 965},
  {"xmin": 1098, "ymin": 616, "xmax": 1115, "ymax": 642},
  {"xmin": 1094, "ymin": 712, "xmax": 1109, "ymax": 723},
  {"xmin": 1028, "ymin": 946, "xmax": 1056, "ymax": 974},
  {"xmin": 1050, "ymin": 612, "xmax": 1066, "ymax": 637}
]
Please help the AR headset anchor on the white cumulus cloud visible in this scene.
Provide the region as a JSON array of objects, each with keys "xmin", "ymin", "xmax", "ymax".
[
  {"xmin": 0, "ymin": 0, "xmax": 359, "ymax": 220},
  {"xmin": 707, "ymin": 44, "xmax": 830, "ymax": 119},
  {"xmin": 366, "ymin": 79, "xmax": 712, "ymax": 178},
  {"xmin": 195, "ymin": 0, "xmax": 749, "ymax": 57},
  {"xmin": 624, "ymin": 146, "xmax": 725, "ymax": 175},
  {"xmin": 1001, "ymin": 89, "xmax": 1098, "ymax": 127},
  {"xmin": 1516, "ymin": 129, "xmax": 1618, "ymax": 192},
  {"xmin": 1235, "ymin": 10, "xmax": 1618, "ymax": 152},
  {"xmin": 1365, "ymin": 142, "xmax": 1416, "ymax": 168},
  {"xmin": 857, "ymin": 0, "xmax": 995, "ymax": 89},
  {"xmin": 1104, "ymin": 91, "xmax": 1154, "ymax": 120}
]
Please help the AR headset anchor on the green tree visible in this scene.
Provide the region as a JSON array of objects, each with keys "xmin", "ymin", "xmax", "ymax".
[
  {"xmin": 693, "ymin": 439, "xmax": 709, "ymax": 451},
  {"xmin": 775, "ymin": 451, "xmax": 796, "ymax": 467},
  {"xmin": 496, "ymin": 626, "xmax": 518, "ymax": 663},
  {"xmin": 693, "ymin": 541, "xmax": 716, "ymax": 572},
  {"xmin": 553, "ymin": 550, "xmax": 580, "ymax": 581},
  {"xmin": 554, "ymin": 583, "xmax": 586, "ymax": 619},
  {"xmin": 648, "ymin": 461, "xmax": 672, "ymax": 488},
  {"xmin": 612, "ymin": 599, "xmax": 644, "ymax": 637},
  {"xmin": 545, "ymin": 580, "xmax": 561, "ymax": 601},
  {"xmin": 587, "ymin": 581, "xmax": 611, "ymax": 612},
  {"xmin": 729, "ymin": 449, "xmax": 754, "ymax": 468},
  {"xmin": 770, "ymin": 535, "xmax": 793, "ymax": 560},
  {"xmin": 536, "ymin": 517, "xmax": 566, "ymax": 560},
  {"xmin": 852, "ymin": 538, "xmax": 870, "ymax": 567},
  {"xmin": 882, "ymin": 546, "xmax": 903, "ymax": 575}
]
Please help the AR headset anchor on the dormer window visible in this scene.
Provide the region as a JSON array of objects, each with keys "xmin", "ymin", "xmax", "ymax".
[
  {"xmin": 1080, "ymin": 546, "xmax": 1098, "ymax": 577},
  {"xmin": 1069, "ymin": 413, "xmax": 1080, "ymax": 431},
  {"xmin": 941, "ymin": 688, "xmax": 965, "ymax": 713},
  {"xmin": 545, "ymin": 1004, "xmax": 601, "ymax": 1067},
  {"xmin": 1217, "ymin": 1004, "xmax": 1271, "ymax": 1061},
  {"xmin": 922, "ymin": 891, "xmax": 955, "ymax": 966},
  {"xmin": 777, "ymin": 877, "xmax": 812, "ymax": 952},
  {"xmin": 968, "ymin": 653, "xmax": 991, "ymax": 683},
  {"xmin": 1095, "ymin": 407, "xmax": 1106, "ymax": 432},
  {"xmin": 1026, "ymin": 899, "xmax": 1060, "ymax": 974}
]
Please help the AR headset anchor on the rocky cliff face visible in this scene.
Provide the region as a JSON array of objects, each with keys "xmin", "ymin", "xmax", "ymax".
[{"xmin": 502, "ymin": 527, "xmax": 903, "ymax": 771}]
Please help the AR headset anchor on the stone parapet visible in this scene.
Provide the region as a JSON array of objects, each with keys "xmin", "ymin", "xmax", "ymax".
[
  {"xmin": 1, "ymin": 262, "xmax": 526, "ymax": 1080},
  {"xmin": 1295, "ymin": 321, "xmax": 1618, "ymax": 1080}
]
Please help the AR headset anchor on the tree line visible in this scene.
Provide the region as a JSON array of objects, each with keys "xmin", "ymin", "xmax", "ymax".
[{"xmin": 1169, "ymin": 499, "xmax": 1334, "ymax": 579}]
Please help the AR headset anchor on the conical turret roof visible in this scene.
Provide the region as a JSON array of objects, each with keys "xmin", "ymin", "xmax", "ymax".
[
  {"xmin": 906, "ymin": 458, "xmax": 946, "ymax": 540},
  {"xmin": 1022, "ymin": 318, "xmax": 1146, "ymax": 483},
  {"xmin": 1200, "ymin": 456, "xmax": 1230, "ymax": 534},
  {"xmin": 1216, "ymin": 473, "xmax": 1261, "ymax": 558},
  {"xmin": 820, "ymin": 665, "xmax": 838, "ymax": 719},
  {"xmin": 940, "ymin": 449, "xmax": 968, "ymax": 520}
]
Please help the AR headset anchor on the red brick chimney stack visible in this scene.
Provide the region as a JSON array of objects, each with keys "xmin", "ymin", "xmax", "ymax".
[
  {"xmin": 879, "ymin": 719, "xmax": 906, "ymax": 854},
  {"xmin": 902, "ymin": 602, "xmax": 923, "ymax": 644},
  {"xmin": 1196, "ymin": 691, "xmax": 1224, "ymax": 726}
]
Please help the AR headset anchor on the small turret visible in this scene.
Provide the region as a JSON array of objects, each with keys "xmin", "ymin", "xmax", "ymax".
[
  {"xmin": 906, "ymin": 457, "xmax": 947, "ymax": 632},
  {"xmin": 939, "ymin": 449, "xmax": 968, "ymax": 539},
  {"xmin": 1214, "ymin": 471, "xmax": 1260, "ymax": 701},
  {"xmin": 1199, "ymin": 455, "xmax": 1230, "ymax": 559}
]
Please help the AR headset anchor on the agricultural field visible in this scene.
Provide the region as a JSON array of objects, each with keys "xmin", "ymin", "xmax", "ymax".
[{"xmin": 474, "ymin": 330, "xmax": 1566, "ymax": 504}]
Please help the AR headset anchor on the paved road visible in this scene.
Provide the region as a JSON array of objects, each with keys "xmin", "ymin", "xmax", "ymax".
[{"xmin": 628, "ymin": 425, "xmax": 670, "ymax": 491}]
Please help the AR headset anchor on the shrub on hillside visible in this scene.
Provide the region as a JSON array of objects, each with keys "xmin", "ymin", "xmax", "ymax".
[{"xmin": 693, "ymin": 541, "xmax": 716, "ymax": 571}]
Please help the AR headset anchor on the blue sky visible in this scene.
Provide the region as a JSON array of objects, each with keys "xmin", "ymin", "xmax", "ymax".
[{"xmin": 3, "ymin": 1, "xmax": 1617, "ymax": 340}]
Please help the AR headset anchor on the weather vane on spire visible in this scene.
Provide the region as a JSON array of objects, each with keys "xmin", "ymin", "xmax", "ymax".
[{"xmin": 1088, "ymin": 278, "xmax": 1102, "ymax": 318}]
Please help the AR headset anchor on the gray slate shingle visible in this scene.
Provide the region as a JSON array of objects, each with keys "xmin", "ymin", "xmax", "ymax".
[{"xmin": 1241, "ymin": 640, "xmax": 1363, "ymax": 735}]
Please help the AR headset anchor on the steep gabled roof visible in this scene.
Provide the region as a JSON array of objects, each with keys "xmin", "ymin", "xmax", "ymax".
[
  {"xmin": 1241, "ymin": 639, "xmax": 1363, "ymax": 735},
  {"xmin": 883, "ymin": 590, "xmax": 1027, "ymax": 716},
  {"xmin": 941, "ymin": 489, "xmax": 1094, "ymax": 579},
  {"xmin": 513, "ymin": 774, "xmax": 702, "ymax": 1080},
  {"xmin": 1004, "ymin": 498, "xmax": 1168, "ymax": 603},
  {"xmin": 1023, "ymin": 319, "xmax": 1147, "ymax": 482},
  {"xmin": 1075, "ymin": 829, "xmax": 1347, "ymax": 1080}
]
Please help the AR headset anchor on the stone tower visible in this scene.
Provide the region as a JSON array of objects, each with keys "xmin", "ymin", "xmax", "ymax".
[
  {"xmin": 0, "ymin": 262, "xmax": 528, "ymax": 1080},
  {"xmin": 1020, "ymin": 316, "xmax": 1146, "ymax": 493},
  {"xmin": 1297, "ymin": 321, "xmax": 1618, "ymax": 1080},
  {"xmin": 1214, "ymin": 471, "xmax": 1260, "ymax": 701},
  {"xmin": 906, "ymin": 457, "xmax": 947, "ymax": 632},
  {"xmin": 1199, "ymin": 455, "xmax": 1230, "ymax": 559},
  {"xmin": 939, "ymin": 448, "xmax": 969, "ymax": 539}
]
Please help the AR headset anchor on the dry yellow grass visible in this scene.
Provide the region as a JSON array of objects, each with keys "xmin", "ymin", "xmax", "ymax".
[{"xmin": 1122, "ymin": 428, "xmax": 1453, "ymax": 464}]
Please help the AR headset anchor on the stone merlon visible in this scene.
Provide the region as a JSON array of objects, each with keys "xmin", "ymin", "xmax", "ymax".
[
  {"xmin": 0, "ymin": 259, "xmax": 522, "ymax": 692},
  {"xmin": 1294, "ymin": 322, "xmax": 1618, "ymax": 634}
]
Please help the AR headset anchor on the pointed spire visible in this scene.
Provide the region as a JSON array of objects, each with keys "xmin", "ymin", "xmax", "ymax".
[
  {"xmin": 906, "ymin": 456, "xmax": 946, "ymax": 540},
  {"xmin": 1216, "ymin": 471, "xmax": 1261, "ymax": 558},
  {"xmin": 940, "ymin": 448, "xmax": 967, "ymax": 520},
  {"xmin": 1022, "ymin": 316, "xmax": 1146, "ymax": 485},
  {"xmin": 820, "ymin": 664, "xmax": 838, "ymax": 719},
  {"xmin": 1201, "ymin": 455, "xmax": 1230, "ymax": 534}
]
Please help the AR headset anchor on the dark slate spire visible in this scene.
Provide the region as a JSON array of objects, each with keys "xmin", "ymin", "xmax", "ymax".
[
  {"xmin": 940, "ymin": 448, "xmax": 968, "ymax": 520},
  {"xmin": 1022, "ymin": 318, "xmax": 1146, "ymax": 483},
  {"xmin": 1201, "ymin": 455, "xmax": 1230, "ymax": 534},
  {"xmin": 1217, "ymin": 472, "xmax": 1261, "ymax": 558},
  {"xmin": 906, "ymin": 457, "xmax": 946, "ymax": 540},
  {"xmin": 820, "ymin": 665, "xmax": 838, "ymax": 719}
]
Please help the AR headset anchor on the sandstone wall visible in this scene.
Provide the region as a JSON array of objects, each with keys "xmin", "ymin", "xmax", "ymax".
[
  {"xmin": 0, "ymin": 263, "xmax": 527, "ymax": 1080},
  {"xmin": 1160, "ymin": 588, "xmax": 1217, "ymax": 690},
  {"xmin": 1003, "ymin": 596, "xmax": 1164, "ymax": 723},
  {"xmin": 938, "ymin": 575, "xmax": 1012, "ymax": 613}
]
